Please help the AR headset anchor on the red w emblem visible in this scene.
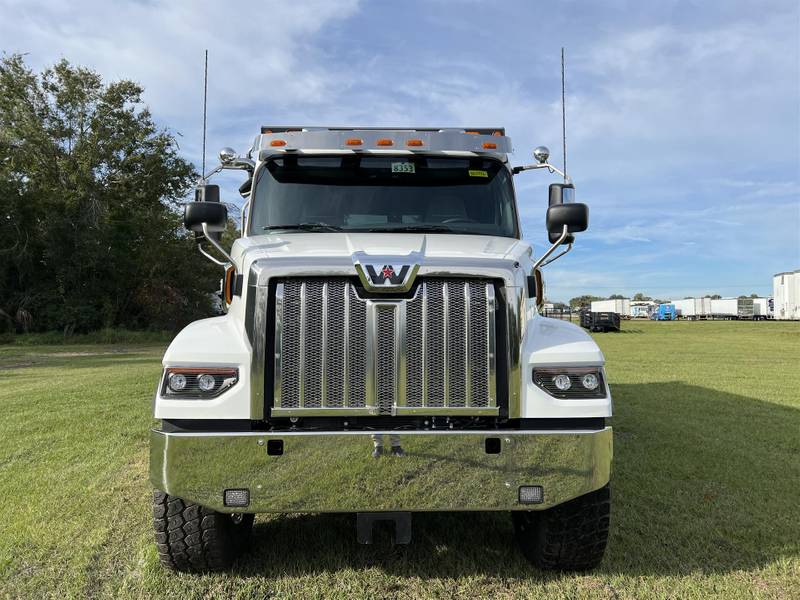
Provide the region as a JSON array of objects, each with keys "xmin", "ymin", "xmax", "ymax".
[{"xmin": 381, "ymin": 266, "xmax": 395, "ymax": 279}]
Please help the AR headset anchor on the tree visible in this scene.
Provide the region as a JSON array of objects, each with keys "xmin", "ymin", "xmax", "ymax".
[
  {"xmin": 707, "ymin": 294, "xmax": 722, "ymax": 300},
  {"xmin": 0, "ymin": 55, "xmax": 219, "ymax": 333},
  {"xmin": 569, "ymin": 295, "xmax": 604, "ymax": 309},
  {"xmin": 633, "ymin": 292, "xmax": 651, "ymax": 301},
  {"xmin": 608, "ymin": 294, "xmax": 626, "ymax": 299}
]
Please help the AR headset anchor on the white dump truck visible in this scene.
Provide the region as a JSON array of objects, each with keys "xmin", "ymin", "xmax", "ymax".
[{"xmin": 150, "ymin": 127, "xmax": 612, "ymax": 572}]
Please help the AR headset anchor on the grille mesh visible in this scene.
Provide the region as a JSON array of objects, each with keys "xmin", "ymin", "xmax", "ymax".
[{"xmin": 275, "ymin": 278, "xmax": 495, "ymax": 414}]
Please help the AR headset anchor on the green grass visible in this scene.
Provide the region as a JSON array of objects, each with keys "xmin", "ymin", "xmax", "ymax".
[{"xmin": 1, "ymin": 321, "xmax": 798, "ymax": 599}]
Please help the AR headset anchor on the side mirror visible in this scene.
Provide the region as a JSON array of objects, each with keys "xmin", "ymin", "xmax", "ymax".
[
  {"xmin": 546, "ymin": 202, "xmax": 588, "ymax": 243},
  {"xmin": 184, "ymin": 200, "xmax": 228, "ymax": 233},
  {"xmin": 549, "ymin": 183, "xmax": 575, "ymax": 206}
]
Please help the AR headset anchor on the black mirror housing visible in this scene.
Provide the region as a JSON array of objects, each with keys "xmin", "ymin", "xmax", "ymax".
[
  {"xmin": 549, "ymin": 183, "xmax": 575, "ymax": 206},
  {"xmin": 184, "ymin": 201, "xmax": 228, "ymax": 233},
  {"xmin": 546, "ymin": 202, "xmax": 588, "ymax": 240}
]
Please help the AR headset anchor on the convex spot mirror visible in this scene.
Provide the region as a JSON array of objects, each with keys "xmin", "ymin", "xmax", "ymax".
[{"xmin": 546, "ymin": 203, "xmax": 588, "ymax": 245}]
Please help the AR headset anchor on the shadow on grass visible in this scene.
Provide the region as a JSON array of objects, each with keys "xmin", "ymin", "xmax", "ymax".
[{"xmin": 230, "ymin": 382, "xmax": 799, "ymax": 579}]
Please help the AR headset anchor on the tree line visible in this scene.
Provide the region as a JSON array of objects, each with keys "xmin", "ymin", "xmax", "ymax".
[{"xmin": 0, "ymin": 56, "xmax": 221, "ymax": 334}]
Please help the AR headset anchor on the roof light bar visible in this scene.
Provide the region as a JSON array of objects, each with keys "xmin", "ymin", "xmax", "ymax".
[{"xmin": 376, "ymin": 138, "xmax": 394, "ymax": 146}]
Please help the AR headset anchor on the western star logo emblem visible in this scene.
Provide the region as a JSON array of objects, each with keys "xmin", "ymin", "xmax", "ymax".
[{"xmin": 366, "ymin": 264, "xmax": 410, "ymax": 285}]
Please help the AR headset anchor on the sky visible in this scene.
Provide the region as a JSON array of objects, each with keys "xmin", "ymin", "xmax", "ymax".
[{"xmin": 1, "ymin": 0, "xmax": 798, "ymax": 301}]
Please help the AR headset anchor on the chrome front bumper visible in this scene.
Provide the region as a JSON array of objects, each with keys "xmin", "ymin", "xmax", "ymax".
[{"xmin": 150, "ymin": 427, "xmax": 612, "ymax": 513}]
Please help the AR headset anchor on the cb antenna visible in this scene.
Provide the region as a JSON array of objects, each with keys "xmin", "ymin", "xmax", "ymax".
[
  {"xmin": 202, "ymin": 49, "xmax": 208, "ymax": 180},
  {"xmin": 561, "ymin": 47, "xmax": 567, "ymax": 182}
]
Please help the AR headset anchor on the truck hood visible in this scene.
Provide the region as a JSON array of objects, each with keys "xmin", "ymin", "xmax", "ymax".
[{"xmin": 234, "ymin": 233, "xmax": 532, "ymax": 287}]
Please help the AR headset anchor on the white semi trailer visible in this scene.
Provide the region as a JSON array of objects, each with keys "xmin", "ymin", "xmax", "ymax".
[
  {"xmin": 672, "ymin": 297, "xmax": 712, "ymax": 319},
  {"xmin": 590, "ymin": 299, "xmax": 630, "ymax": 316},
  {"xmin": 774, "ymin": 271, "xmax": 800, "ymax": 320},
  {"xmin": 150, "ymin": 127, "xmax": 612, "ymax": 573}
]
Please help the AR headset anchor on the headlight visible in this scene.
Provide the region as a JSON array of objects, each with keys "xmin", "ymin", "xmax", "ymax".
[
  {"xmin": 161, "ymin": 367, "xmax": 239, "ymax": 399},
  {"xmin": 532, "ymin": 368, "xmax": 606, "ymax": 399}
]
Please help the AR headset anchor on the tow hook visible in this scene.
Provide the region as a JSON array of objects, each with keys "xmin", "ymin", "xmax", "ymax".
[{"xmin": 356, "ymin": 512, "xmax": 412, "ymax": 545}]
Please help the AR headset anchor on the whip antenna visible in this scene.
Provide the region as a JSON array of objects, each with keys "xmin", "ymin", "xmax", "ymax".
[
  {"xmin": 202, "ymin": 49, "xmax": 208, "ymax": 179},
  {"xmin": 561, "ymin": 47, "xmax": 567, "ymax": 182}
]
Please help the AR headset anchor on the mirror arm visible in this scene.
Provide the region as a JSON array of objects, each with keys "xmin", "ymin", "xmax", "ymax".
[
  {"xmin": 198, "ymin": 243, "xmax": 228, "ymax": 267},
  {"xmin": 532, "ymin": 225, "xmax": 569, "ymax": 270},
  {"xmin": 512, "ymin": 163, "xmax": 573, "ymax": 185},
  {"xmin": 201, "ymin": 223, "xmax": 236, "ymax": 267},
  {"xmin": 200, "ymin": 158, "xmax": 256, "ymax": 183},
  {"xmin": 540, "ymin": 242, "xmax": 573, "ymax": 267}
]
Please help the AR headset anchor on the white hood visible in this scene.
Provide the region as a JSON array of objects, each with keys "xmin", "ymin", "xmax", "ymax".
[{"xmin": 236, "ymin": 232, "xmax": 530, "ymax": 264}]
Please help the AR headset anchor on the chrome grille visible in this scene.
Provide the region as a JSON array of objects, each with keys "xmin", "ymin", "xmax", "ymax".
[{"xmin": 274, "ymin": 278, "xmax": 497, "ymax": 415}]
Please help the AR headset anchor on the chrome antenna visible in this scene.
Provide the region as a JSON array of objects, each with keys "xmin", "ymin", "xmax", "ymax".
[
  {"xmin": 561, "ymin": 47, "xmax": 567, "ymax": 182},
  {"xmin": 202, "ymin": 49, "xmax": 208, "ymax": 181}
]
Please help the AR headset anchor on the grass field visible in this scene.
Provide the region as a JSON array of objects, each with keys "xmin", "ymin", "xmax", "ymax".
[{"xmin": 1, "ymin": 320, "xmax": 798, "ymax": 599}]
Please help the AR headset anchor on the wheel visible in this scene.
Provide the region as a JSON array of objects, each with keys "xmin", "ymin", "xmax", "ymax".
[
  {"xmin": 152, "ymin": 490, "xmax": 254, "ymax": 572},
  {"xmin": 512, "ymin": 484, "xmax": 610, "ymax": 571}
]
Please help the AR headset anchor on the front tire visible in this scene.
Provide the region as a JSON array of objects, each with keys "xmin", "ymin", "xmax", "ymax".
[
  {"xmin": 513, "ymin": 484, "xmax": 610, "ymax": 571},
  {"xmin": 153, "ymin": 490, "xmax": 254, "ymax": 572}
]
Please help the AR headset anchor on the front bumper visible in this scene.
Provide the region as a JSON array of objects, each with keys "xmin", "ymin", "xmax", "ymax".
[{"xmin": 150, "ymin": 427, "xmax": 612, "ymax": 513}]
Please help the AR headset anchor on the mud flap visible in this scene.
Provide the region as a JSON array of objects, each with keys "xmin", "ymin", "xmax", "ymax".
[{"xmin": 356, "ymin": 512, "xmax": 412, "ymax": 545}]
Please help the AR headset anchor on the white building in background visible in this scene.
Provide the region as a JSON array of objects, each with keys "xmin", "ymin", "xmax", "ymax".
[{"xmin": 773, "ymin": 270, "xmax": 800, "ymax": 320}]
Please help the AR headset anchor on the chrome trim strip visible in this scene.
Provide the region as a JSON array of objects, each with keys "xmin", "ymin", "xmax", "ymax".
[
  {"xmin": 150, "ymin": 426, "xmax": 612, "ymax": 513},
  {"xmin": 396, "ymin": 301, "xmax": 407, "ymax": 410},
  {"xmin": 299, "ymin": 281, "xmax": 307, "ymax": 408},
  {"xmin": 321, "ymin": 281, "xmax": 328, "ymax": 406},
  {"xmin": 343, "ymin": 281, "xmax": 350, "ymax": 408},
  {"xmin": 365, "ymin": 301, "xmax": 377, "ymax": 411},
  {"xmin": 273, "ymin": 283, "xmax": 284, "ymax": 410},
  {"xmin": 249, "ymin": 265, "xmax": 268, "ymax": 419},
  {"xmin": 422, "ymin": 281, "xmax": 429, "ymax": 407},
  {"xmin": 442, "ymin": 281, "xmax": 452, "ymax": 408},
  {"xmin": 487, "ymin": 283, "xmax": 497, "ymax": 408},
  {"xmin": 464, "ymin": 281, "xmax": 472, "ymax": 407}
]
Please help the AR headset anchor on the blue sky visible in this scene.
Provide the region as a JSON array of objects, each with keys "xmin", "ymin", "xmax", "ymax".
[{"xmin": 2, "ymin": 0, "xmax": 798, "ymax": 301}]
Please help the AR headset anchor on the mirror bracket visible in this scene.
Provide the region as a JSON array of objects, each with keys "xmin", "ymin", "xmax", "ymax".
[
  {"xmin": 201, "ymin": 222, "xmax": 235, "ymax": 267},
  {"xmin": 533, "ymin": 225, "xmax": 569, "ymax": 270},
  {"xmin": 198, "ymin": 243, "xmax": 228, "ymax": 267},
  {"xmin": 539, "ymin": 242, "xmax": 573, "ymax": 268},
  {"xmin": 512, "ymin": 162, "xmax": 572, "ymax": 184}
]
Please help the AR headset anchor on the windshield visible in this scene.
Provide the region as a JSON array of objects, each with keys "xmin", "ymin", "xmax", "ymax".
[{"xmin": 248, "ymin": 155, "xmax": 519, "ymax": 237}]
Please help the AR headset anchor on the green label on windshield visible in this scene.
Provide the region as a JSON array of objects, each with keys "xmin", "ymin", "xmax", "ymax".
[{"xmin": 469, "ymin": 169, "xmax": 488, "ymax": 178}]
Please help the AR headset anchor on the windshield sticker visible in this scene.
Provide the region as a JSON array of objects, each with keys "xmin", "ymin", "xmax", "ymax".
[
  {"xmin": 391, "ymin": 162, "xmax": 415, "ymax": 174},
  {"xmin": 468, "ymin": 169, "xmax": 488, "ymax": 178}
]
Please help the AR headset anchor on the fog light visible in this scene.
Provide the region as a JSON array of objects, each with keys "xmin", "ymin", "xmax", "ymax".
[
  {"xmin": 168, "ymin": 373, "xmax": 187, "ymax": 391},
  {"xmin": 224, "ymin": 488, "xmax": 250, "ymax": 507},
  {"xmin": 519, "ymin": 485, "xmax": 544, "ymax": 504},
  {"xmin": 197, "ymin": 373, "xmax": 216, "ymax": 392},
  {"xmin": 582, "ymin": 373, "xmax": 599, "ymax": 390},
  {"xmin": 552, "ymin": 374, "xmax": 571, "ymax": 391}
]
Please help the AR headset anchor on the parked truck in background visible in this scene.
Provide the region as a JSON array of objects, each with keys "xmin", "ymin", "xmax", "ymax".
[
  {"xmin": 652, "ymin": 303, "xmax": 676, "ymax": 320},
  {"xmin": 150, "ymin": 127, "xmax": 612, "ymax": 573}
]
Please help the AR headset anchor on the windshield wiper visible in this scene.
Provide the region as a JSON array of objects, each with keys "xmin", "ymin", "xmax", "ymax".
[
  {"xmin": 262, "ymin": 222, "xmax": 342, "ymax": 232},
  {"xmin": 363, "ymin": 225, "xmax": 455, "ymax": 233}
]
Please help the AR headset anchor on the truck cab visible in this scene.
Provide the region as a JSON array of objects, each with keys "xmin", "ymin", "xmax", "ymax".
[{"xmin": 150, "ymin": 127, "xmax": 612, "ymax": 572}]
